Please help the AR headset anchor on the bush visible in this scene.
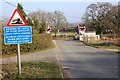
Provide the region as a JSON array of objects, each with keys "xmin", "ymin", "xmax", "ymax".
[{"xmin": 2, "ymin": 33, "xmax": 55, "ymax": 56}]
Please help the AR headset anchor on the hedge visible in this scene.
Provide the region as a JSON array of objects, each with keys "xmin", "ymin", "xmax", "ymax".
[{"xmin": 2, "ymin": 33, "xmax": 55, "ymax": 56}]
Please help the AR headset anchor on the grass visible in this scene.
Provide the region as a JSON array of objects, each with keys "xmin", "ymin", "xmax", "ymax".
[
  {"xmin": 53, "ymin": 37, "xmax": 72, "ymax": 40},
  {"xmin": 51, "ymin": 32, "xmax": 75, "ymax": 35},
  {"xmin": 99, "ymin": 46, "xmax": 120, "ymax": 49},
  {"xmin": 85, "ymin": 42, "xmax": 120, "ymax": 50},
  {"xmin": 2, "ymin": 61, "xmax": 61, "ymax": 79}
]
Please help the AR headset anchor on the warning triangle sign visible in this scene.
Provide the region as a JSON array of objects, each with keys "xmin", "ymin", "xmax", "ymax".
[{"xmin": 7, "ymin": 9, "xmax": 27, "ymax": 26}]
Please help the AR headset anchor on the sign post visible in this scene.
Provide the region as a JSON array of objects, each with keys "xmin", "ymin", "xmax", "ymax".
[
  {"xmin": 4, "ymin": 9, "xmax": 32, "ymax": 77},
  {"xmin": 17, "ymin": 44, "xmax": 21, "ymax": 75}
]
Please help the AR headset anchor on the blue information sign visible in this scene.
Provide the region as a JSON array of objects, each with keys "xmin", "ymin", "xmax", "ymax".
[{"xmin": 4, "ymin": 26, "xmax": 32, "ymax": 44}]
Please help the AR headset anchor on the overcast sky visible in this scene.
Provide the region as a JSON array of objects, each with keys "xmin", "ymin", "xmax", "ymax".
[{"xmin": 1, "ymin": 0, "xmax": 119, "ymax": 23}]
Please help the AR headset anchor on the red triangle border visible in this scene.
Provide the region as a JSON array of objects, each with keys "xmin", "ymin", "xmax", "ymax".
[{"xmin": 7, "ymin": 9, "xmax": 27, "ymax": 26}]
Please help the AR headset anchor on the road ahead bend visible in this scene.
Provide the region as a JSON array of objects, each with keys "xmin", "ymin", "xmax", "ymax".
[{"xmin": 55, "ymin": 40, "xmax": 118, "ymax": 78}]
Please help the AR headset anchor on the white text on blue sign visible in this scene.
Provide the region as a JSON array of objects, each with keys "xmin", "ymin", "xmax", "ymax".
[{"xmin": 4, "ymin": 26, "xmax": 32, "ymax": 44}]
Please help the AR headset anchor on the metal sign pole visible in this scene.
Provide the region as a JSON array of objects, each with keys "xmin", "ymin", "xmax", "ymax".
[{"xmin": 17, "ymin": 44, "xmax": 21, "ymax": 76}]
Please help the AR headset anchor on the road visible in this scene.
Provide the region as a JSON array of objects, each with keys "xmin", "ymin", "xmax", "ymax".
[
  {"xmin": 55, "ymin": 40, "xmax": 118, "ymax": 78},
  {"xmin": 2, "ymin": 40, "xmax": 118, "ymax": 78}
]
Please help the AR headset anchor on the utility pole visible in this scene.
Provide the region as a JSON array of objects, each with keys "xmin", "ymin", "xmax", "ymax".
[{"xmin": 54, "ymin": 11, "xmax": 58, "ymax": 38}]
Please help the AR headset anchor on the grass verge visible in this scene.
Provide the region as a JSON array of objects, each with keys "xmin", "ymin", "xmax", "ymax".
[
  {"xmin": 52, "ymin": 37, "xmax": 73, "ymax": 40},
  {"xmin": 2, "ymin": 61, "xmax": 61, "ymax": 79},
  {"xmin": 85, "ymin": 42, "xmax": 120, "ymax": 52},
  {"xmin": 98, "ymin": 46, "xmax": 120, "ymax": 49}
]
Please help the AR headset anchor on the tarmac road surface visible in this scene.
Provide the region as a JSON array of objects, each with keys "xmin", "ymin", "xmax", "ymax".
[{"xmin": 55, "ymin": 40, "xmax": 118, "ymax": 78}]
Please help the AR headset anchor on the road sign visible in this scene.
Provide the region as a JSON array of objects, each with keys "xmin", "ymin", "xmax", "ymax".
[
  {"xmin": 5, "ymin": 9, "xmax": 30, "ymax": 76},
  {"xmin": 7, "ymin": 9, "xmax": 27, "ymax": 26},
  {"xmin": 46, "ymin": 25, "xmax": 51, "ymax": 33},
  {"xmin": 77, "ymin": 25, "xmax": 86, "ymax": 35},
  {"xmin": 4, "ymin": 26, "xmax": 32, "ymax": 44}
]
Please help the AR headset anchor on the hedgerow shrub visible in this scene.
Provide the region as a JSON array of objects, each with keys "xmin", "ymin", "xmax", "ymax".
[{"xmin": 2, "ymin": 33, "xmax": 55, "ymax": 56}]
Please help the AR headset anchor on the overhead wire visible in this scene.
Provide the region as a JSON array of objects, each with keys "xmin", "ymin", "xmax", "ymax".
[
  {"xmin": 1, "ymin": 0, "xmax": 31, "ymax": 13},
  {"xmin": 2, "ymin": 0, "xmax": 81, "ymax": 19}
]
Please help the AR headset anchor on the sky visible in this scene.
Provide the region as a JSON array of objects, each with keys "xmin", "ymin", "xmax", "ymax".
[{"xmin": 1, "ymin": 0, "xmax": 119, "ymax": 23}]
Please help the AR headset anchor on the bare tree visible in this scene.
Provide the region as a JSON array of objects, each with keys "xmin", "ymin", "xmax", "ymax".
[
  {"xmin": 28, "ymin": 10, "xmax": 68, "ymax": 35},
  {"xmin": 104, "ymin": 6, "xmax": 119, "ymax": 36},
  {"xmin": 82, "ymin": 2, "xmax": 119, "ymax": 37},
  {"xmin": 51, "ymin": 11, "xmax": 67, "ymax": 37}
]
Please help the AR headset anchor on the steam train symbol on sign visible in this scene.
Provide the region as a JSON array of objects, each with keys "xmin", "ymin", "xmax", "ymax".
[{"xmin": 11, "ymin": 18, "xmax": 23, "ymax": 24}]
